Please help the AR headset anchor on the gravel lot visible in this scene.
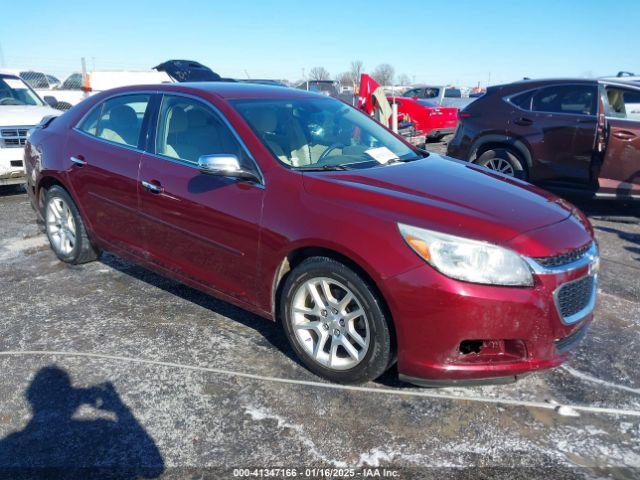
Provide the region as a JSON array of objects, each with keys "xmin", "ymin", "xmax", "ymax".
[{"xmin": 1, "ymin": 146, "xmax": 639, "ymax": 478}]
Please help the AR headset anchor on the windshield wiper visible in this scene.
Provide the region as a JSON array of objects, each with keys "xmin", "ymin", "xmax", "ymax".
[{"xmin": 295, "ymin": 164, "xmax": 350, "ymax": 171}]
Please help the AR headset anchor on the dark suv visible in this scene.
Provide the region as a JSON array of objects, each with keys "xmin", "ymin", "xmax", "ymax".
[{"xmin": 447, "ymin": 78, "xmax": 640, "ymax": 199}]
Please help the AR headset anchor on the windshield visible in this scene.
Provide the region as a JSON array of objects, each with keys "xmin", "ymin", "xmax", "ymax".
[
  {"xmin": 0, "ymin": 76, "xmax": 44, "ymax": 106},
  {"xmin": 232, "ymin": 97, "xmax": 422, "ymax": 169}
]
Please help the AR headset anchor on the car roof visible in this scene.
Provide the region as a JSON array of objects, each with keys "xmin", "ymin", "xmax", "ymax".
[{"xmin": 107, "ymin": 81, "xmax": 328, "ymax": 100}]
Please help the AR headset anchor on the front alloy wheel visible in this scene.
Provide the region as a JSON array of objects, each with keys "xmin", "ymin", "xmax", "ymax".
[
  {"xmin": 291, "ymin": 277, "xmax": 370, "ymax": 370},
  {"xmin": 280, "ymin": 257, "xmax": 392, "ymax": 384}
]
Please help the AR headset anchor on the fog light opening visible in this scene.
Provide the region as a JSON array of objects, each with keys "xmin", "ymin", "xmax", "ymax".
[{"xmin": 459, "ymin": 340, "xmax": 483, "ymax": 355}]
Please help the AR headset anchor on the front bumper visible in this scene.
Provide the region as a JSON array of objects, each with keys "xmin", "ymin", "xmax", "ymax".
[
  {"xmin": 383, "ymin": 245, "xmax": 597, "ymax": 386},
  {"xmin": 0, "ymin": 147, "xmax": 27, "ymax": 185}
]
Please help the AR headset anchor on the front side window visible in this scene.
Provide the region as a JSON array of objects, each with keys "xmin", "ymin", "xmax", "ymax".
[
  {"xmin": 79, "ymin": 94, "xmax": 150, "ymax": 147},
  {"xmin": 424, "ymin": 87, "xmax": 440, "ymax": 99},
  {"xmin": 0, "ymin": 75, "xmax": 44, "ymax": 106},
  {"xmin": 232, "ymin": 97, "xmax": 421, "ymax": 169},
  {"xmin": 605, "ymin": 87, "xmax": 640, "ymax": 120},
  {"xmin": 155, "ymin": 95, "xmax": 248, "ymax": 166},
  {"xmin": 532, "ymin": 85, "xmax": 597, "ymax": 115}
]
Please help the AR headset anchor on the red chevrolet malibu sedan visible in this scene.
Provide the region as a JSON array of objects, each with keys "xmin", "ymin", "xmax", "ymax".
[{"xmin": 24, "ymin": 83, "xmax": 599, "ymax": 386}]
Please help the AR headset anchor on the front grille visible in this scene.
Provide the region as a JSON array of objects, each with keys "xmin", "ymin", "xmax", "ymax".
[
  {"xmin": 0, "ymin": 127, "xmax": 31, "ymax": 148},
  {"xmin": 535, "ymin": 243, "xmax": 592, "ymax": 268},
  {"xmin": 556, "ymin": 275, "xmax": 595, "ymax": 321}
]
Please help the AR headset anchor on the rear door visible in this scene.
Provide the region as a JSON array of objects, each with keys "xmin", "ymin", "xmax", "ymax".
[
  {"xmin": 507, "ymin": 84, "xmax": 598, "ymax": 184},
  {"xmin": 598, "ymin": 84, "xmax": 640, "ymax": 197},
  {"xmin": 137, "ymin": 93, "xmax": 264, "ymax": 303},
  {"xmin": 65, "ymin": 93, "xmax": 153, "ymax": 254}
]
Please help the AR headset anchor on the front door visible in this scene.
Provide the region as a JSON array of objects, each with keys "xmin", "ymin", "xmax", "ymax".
[
  {"xmin": 138, "ymin": 94, "xmax": 264, "ymax": 303},
  {"xmin": 598, "ymin": 85, "xmax": 640, "ymax": 198},
  {"xmin": 508, "ymin": 84, "xmax": 598, "ymax": 184},
  {"xmin": 65, "ymin": 93, "xmax": 152, "ymax": 253}
]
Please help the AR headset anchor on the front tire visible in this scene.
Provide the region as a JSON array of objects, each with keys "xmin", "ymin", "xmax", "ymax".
[
  {"xmin": 44, "ymin": 185, "xmax": 100, "ymax": 264},
  {"xmin": 280, "ymin": 257, "xmax": 392, "ymax": 384},
  {"xmin": 476, "ymin": 148, "xmax": 527, "ymax": 180}
]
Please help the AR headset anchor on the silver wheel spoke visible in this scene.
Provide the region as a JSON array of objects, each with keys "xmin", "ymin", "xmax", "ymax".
[
  {"xmin": 321, "ymin": 280, "xmax": 337, "ymax": 305},
  {"xmin": 329, "ymin": 339, "xmax": 339, "ymax": 367},
  {"xmin": 294, "ymin": 321, "xmax": 321, "ymax": 332},
  {"xmin": 347, "ymin": 325, "xmax": 367, "ymax": 348},
  {"xmin": 339, "ymin": 336, "xmax": 360, "ymax": 360},
  {"xmin": 314, "ymin": 332, "xmax": 329, "ymax": 359},
  {"xmin": 338, "ymin": 292, "xmax": 353, "ymax": 312},
  {"xmin": 343, "ymin": 308, "xmax": 363, "ymax": 322},
  {"xmin": 307, "ymin": 282, "xmax": 325, "ymax": 309}
]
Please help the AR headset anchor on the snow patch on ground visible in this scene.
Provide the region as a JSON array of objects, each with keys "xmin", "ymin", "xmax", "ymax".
[{"xmin": 0, "ymin": 235, "xmax": 48, "ymax": 261}]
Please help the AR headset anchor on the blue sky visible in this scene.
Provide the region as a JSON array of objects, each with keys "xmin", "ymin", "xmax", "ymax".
[{"xmin": 2, "ymin": 0, "xmax": 638, "ymax": 86}]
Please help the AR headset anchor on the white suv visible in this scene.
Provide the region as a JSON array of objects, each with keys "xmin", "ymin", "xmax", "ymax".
[{"xmin": 0, "ymin": 73, "xmax": 59, "ymax": 187}]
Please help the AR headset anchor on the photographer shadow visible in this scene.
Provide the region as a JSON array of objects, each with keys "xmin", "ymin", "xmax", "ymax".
[{"xmin": 0, "ymin": 365, "xmax": 164, "ymax": 479}]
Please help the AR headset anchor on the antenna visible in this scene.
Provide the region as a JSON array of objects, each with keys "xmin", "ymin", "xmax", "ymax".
[
  {"xmin": 244, "ymin": 69, "xmax": 251, "ymax": 79},
  {"xmin": 0, "ymin": 41, "xmax": 5, "ymax": 68}
]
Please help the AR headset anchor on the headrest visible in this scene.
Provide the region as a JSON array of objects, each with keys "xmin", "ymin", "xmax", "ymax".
[
  {"xmin": 168, "ymin": 107, "xmax": 188, "ymax": 133},
  {"xmin": 187, "ymin": 108, "xmax": 208, "ymax": 128},
  {"xmin": 248, "ymin": 108, "xmax": 278, "ymax": 133},
  {"xmin": 109, "ymin": 105, "xmax": 137, "ymax": 127}
]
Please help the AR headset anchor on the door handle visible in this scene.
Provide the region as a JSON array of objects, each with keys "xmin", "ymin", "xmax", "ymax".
[
  {"xmin": 141, "ymin": 180, "xmax": 164, "ymax": 193},
  {"xmin": 513, "ymin": 117, "xmax": 533, "ymax": 126},
  {"xmin": 613, "ymin": 130, "xmax": 636, "ymax": 140},
  {"xmin": 70, "ymin": 155, "xmax": 87, "ymax": 166}
]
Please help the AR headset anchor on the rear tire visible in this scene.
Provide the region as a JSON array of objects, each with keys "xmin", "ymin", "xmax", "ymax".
[
  {"xmin": 44, "ymin": 185, "xmax": 100, "ymax": 264},
  {"xmin": 476, "ymin": 148, "xmax": 527, "ymax": 180},
  {"xmin": 280, "ymin": 257, "xmax": 392, "ymax": 384}
]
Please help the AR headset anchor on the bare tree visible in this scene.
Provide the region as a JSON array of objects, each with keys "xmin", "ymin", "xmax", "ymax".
[
  {"xmin": 308, "ymin": 66, "xmax": 331, "ymax": 81},
  {"xmin": 337, "ymin": 71, "xmax": 353, "ymax": 87},
  {"xmin": 349, "ymin": 60, "xmax": 364, "ymax": 86},
  {"xmin": 397, "ymin": 73, "xmax": 411, "ymax": 86},
  {"xmin": 372, "ymin": 63, "xmax": 395, "ymax": 86}
]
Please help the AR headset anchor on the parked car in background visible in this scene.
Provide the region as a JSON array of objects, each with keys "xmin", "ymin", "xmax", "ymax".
[
  {"xmin": 388, "ymin": 97, "xmax": 458, "ymax": 141},
  {"xmin": 46, "ymin": 74, "xmax": 61, "ymax": 89},
  {"xmin": 403, "ymin": 84, "xmax": 476, "ymax": 109},
  {"xmin": 447, "ymin": 78, "xmax": 640, "ymax": 199},
  {"xmin": 239, "ymin": 79, "xmax": 287, "ymax": 87},
  {"xmin": 25, "ymin": 82, "xmax": 597, "ymax": 386},
  {"xmin": 0, "ymin": 73, "xmax": 59, "ymax": 187}
]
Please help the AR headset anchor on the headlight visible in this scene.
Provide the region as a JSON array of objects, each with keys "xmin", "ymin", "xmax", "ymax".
[{"xmin": 398, "ymin": 223, "xmax": 533, "ymax": 286}]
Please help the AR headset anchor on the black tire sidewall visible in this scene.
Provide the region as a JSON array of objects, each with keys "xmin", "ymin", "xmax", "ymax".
[
  {"xmin": 280, "ymin": 257, "xmax": 391, "ymax": 384},
  {"xmin": 44, "ymin": 186, "xmax": 84, "ymax": 263},
  {"xmin": 477, "ymin": 148, "xmax": 527, "ymax": 180}
]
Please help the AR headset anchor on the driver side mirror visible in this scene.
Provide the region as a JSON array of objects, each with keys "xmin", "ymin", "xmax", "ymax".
[{"xmin": 197, "ymin": 154, "xmax": 260, "ymax": 183}]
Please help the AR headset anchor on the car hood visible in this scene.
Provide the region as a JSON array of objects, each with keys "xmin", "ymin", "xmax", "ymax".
[
  {"xmin": 302, "ymin": 155, "xmax": 578, "ymax": 253},
  {"xmin": 0, "ymin": 105, "xmax": 60, "ymax": 127}
]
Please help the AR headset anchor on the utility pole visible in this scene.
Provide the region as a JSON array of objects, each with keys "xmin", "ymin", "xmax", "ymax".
[{"xmin": 0, "ymin": 41, "xmax": 5, "ymax": 68}]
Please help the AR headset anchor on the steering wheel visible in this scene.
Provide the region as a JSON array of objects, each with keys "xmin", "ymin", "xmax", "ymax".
[{"xmin": 316, "ymin": 143, "xmax": 346, "ymax": 165}]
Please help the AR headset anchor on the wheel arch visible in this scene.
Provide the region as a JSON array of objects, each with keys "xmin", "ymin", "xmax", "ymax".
[
  {"xmin": 270, "ymin": 245, "xmax": 397, "ymax": 355},
  {"xmin": 469, "ymin": 135, "xmax": 533, "ymax": 170}
]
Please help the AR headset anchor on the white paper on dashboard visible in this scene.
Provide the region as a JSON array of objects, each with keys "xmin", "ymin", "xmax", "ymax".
[
  {"xmin": 365, "ymin": 147, "xmax": 400, "ymax": 164},
  {"xmin": 4, "ymin": 78, "xmax": 26, "ymax": 89}
]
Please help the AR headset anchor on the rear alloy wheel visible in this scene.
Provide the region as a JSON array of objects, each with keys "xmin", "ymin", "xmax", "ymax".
[
  {"xmin": 476, "ymin": 148, "xmax": 527, "ymax": 180},
  {"xmin": 280, "ymin": 257, "xmax": 392, "ymax": 384},
  {"xmin": 44, "ymin": 186, "xmax": 100, "ymax": 264}
]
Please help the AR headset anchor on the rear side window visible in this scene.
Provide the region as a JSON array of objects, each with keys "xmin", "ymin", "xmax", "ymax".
[
  {"xmin": 79, "ymin": 105, "xmax": 102, "ymax": 136},
  {"xmin": 155, "ymin": 95, "xmax": 247, "ymax": 166},
  {"xmin": 510, "ymin": 91, "xmax": 534, "ymax": 110},
  {"xmin": 78, "ymin": 94, "xmax": 150, "ymax": 147},
  {"xmin": 404, "ymin": 88, "xmax": 421, "ymax": 97},
  {"xmin": 532, "ymin": 85, "xmax": 597, "ymax": 115}
]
